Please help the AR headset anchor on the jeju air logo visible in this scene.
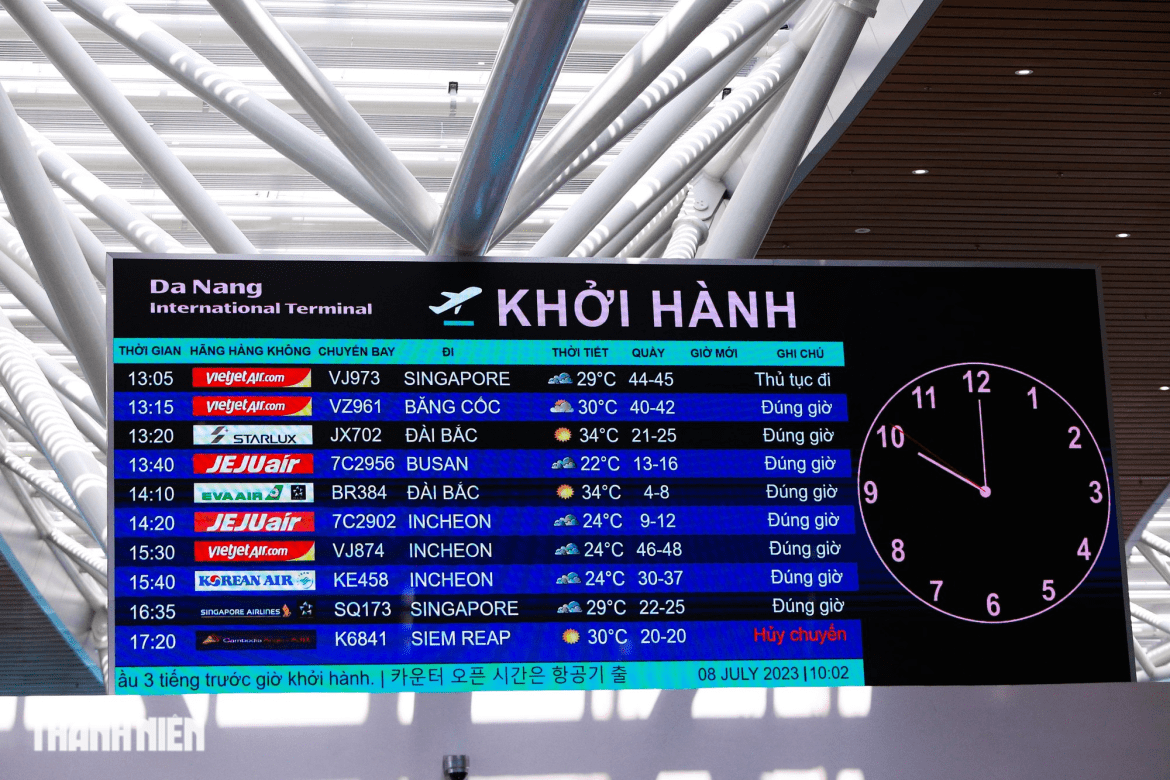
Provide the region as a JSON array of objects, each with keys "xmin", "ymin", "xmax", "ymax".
[
  {"xmin": 193, "ymin": 368, "xmax": 312, "ymax": 388},
  {"xmin": 195, "ymin": 511, "xmax": 314, "ymax": 533},
  {"xmin": 193, "ymin": 396, "xmax": 312, "ymax": 417},
  {"xmin": 193, "ymin": 453, "xmax": 313, "ymax": 475}
]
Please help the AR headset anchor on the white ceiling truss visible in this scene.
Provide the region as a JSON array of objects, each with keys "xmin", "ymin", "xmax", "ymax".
[{"xmin": 0, "ymin": 0, "xmax": 1163, "ymax": 688}]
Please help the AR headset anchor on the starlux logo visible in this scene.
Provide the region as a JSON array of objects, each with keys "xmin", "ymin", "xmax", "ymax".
[
  {"xmin": 195, "ymin": 570, "xmax": 316, "ymax": 591},
  {"xmin": 193, "ymin": 483, "xmax": 313, "ymax": 503},
  {"xmin": 192, "ymin": 424, "xmax": 313, "ymax": 446},
  {"xmin": 193, "ymin": 453, "xmax": 313, "ymax": 475},
  {"xmin": 193, "ymin": 396, "xmax": 312, "ymax": 417}
]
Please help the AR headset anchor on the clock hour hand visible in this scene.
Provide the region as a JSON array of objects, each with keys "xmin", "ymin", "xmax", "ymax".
[
  {"xmin": 917, "ymin": 452, "xmax": 992, "ymax": 498},
  {"xmin": 978, "ymin": 399, "xmax": 988, "ymax": 490}
]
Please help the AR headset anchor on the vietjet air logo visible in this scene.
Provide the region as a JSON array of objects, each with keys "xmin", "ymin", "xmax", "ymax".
[
  {"xmin": 430, "ymin": 286, "xmax": 482, "ymax": 327},
  {"xmin": 195, "ymin": 541, "xmax": 316, "ymax": 562},
  {"xmin": 193, "ymin": 396, "xmax": 312, "ymax": 417},
  {"xmin": 193, "ymin": 453, "xmax": 313, "ymax": 475},
  {"xmin": 195, "ymin": 511, "xmax": 315, "ymax": 533},
  {"xmin": 195, "ymin": 570, "xmax": 316, "ymax": 591},
  {"xmin": 194, "ymin": 483, "xmax": 313, "ymax": 503},
  {"xmin": 193, "ymin": 368, "xmax": 312, "ymax": 388},
  {"xmin": 192, "ymin": 425, "xmax": 313, "ymax": 446}
]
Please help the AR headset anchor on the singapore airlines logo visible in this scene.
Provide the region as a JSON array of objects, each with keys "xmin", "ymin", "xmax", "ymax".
[{"xmin": 429, "ymin": 286, "xmax": 482, "ymax": 327}]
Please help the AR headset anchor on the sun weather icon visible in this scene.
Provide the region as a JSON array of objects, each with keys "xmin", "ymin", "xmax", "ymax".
[
  {"xmin": 554, "ymin": 427, "xmax": 573, "ymax": 442},
  {"xmin": 562, "ymin": 629, "xmax": 581, "ymax": 645},
  {"xmin": 556, "ymin": 484, "xmax": 575, "ymax": 499}
]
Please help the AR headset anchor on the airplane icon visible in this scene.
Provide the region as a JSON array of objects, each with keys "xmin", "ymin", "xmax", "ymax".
[{"xmin": 429, "ymin": 286, "xmax": 483, "ymax": 316}]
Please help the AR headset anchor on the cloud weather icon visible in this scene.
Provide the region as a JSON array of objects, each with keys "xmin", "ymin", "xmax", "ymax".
[
  {"xmin": 557, "ymin": 601, "xmax": 583, "ymax": 614},
  {"xmin": 554, "ymin": 514, "xmax": 579, "ymax": 527},
  {"xmin": 555, "ymin": 543, "xmax": 580, "ymax": 556},
  {"xmin": 551, "ymin": 456, "xmax": 576, "ymax": 469},
  {"xmin": 556, "ymin": 572, "xmax": 582, "ymax": 585},
  {"xmin": 548, "ymin": 373, "xmax": 573, "ymax": 385},
  {"xmin": 550, "ymin": 400, "xmax": 574, "ymax": 413}
]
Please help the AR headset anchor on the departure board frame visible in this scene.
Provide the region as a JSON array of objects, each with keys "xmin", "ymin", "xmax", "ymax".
[{"xmin": 107, "ymin": 256, "xmax": 1134, "ymax": 694}]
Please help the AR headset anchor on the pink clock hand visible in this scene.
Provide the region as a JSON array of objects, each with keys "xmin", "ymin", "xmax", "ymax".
[
  {"xmin": 917, "ymin": 452, "xmax": 991, "ymax": 497},
  {"xmin": 978, "ymin": 399, "xmax": 988, "ymax": 490}
]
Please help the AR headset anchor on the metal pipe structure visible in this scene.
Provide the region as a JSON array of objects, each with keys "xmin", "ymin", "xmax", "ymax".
[
  {"xmin": 702, "ymin": 0, "xmax": 878, "ymax": 259},
  {"xmin": 205, "ymin": 0, "xmax": 438, "ymax": 249},
  {"xmin": 0, "ymin": 396, "xmax": 38, "ymax": 446},
  {"xmin": 27, "ymin": 341, "xmax": 104, "ymax": 423},
  {"xmin": 0, "ymin": 216, "xmax": 37, "ymax": 279},
  {"xmin": 0, "ymin": 0, "xmax": 255, "ymax": 254},
  {"xmin": 570, "ymin": 24, "xmax": 821, "ymax": 259},
  {"xmin": 0, "ymin": 89, "xmax": 107, "ymax": 405},
  {"xmin": 494, "ymin": 0, "xmax": 737, "ymax": 240},
  {"xmin": 66, "ymin": 210, "xmax": 111, "ymax": 281},
  {"xmin": 529, "ymin": 21, "xmax": 784, "ymax": 257},
  {"xmin": 55, "ymin": 391, "xmax": 108, "ymax": 453},
  {"xmin": 0, "ymin": 444, "xmax": 89, "ymax": 532},
  {"xmin": 617, "ymin": 189, "xmax": 688, "ymax": 259},
  {"xmin": 22, "ymin": 121, "xmax": 185, "ymax": 254},
  {"xmin": 664, "ymin": 191, "xmax": 708, "ymax": 259},
  {"xmin": 0, "ymin": 252, "xmax": 73, "ymax": 347},
  {"xmin": 428, "ymin": 0, "xmax": 589, "ymax": 256},
  {"xmin": 58, "ymin": 0, "xmax": 431, "ymax": 250}
]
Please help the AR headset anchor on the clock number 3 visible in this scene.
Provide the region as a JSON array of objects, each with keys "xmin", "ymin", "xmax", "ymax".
[{"xmin": 1089, "ymin": 480, "xmax": 1103, "ymax": 503}]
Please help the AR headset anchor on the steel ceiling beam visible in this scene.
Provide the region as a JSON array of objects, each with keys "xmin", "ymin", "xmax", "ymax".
[
  {"xmin": 0, "ymin": 0, "xmax": 255, "ymax": 254},
  {"xmin": 703, "ymin": 0, "xmax": 878, "ymax": 259},
  {"xmin": 494, "ymin": 0, "xmax": 737, "ymax": 242},
  {"xmin": 206, "ymin": 0, "xmax": 438, "ymax": 249},
  {"xmin": 57, "ymin": 0, "xmax": 433, "ymax": 251},
  {"xmin": 0, "ymin": 88, "xmax": 106, "ymax": 407},
  {"xmin": 22, "ymin": 121, "xmax": 185, "ymax": 254},
  {"xmin": 529, "ymin": 21, "xmax": 787, "ymax": 257},
  {"xmin": 429, "ymin": 0, "xmax": 589, "ymax": 256}
]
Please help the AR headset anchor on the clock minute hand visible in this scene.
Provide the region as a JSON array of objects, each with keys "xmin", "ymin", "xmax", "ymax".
[
  {"xmin": 916, "ymin": 452, "xmax": 992, "ymax": 498},
  {"xmin": 978, "ymin": 399, "xmax": 988, "ymax": 489}
]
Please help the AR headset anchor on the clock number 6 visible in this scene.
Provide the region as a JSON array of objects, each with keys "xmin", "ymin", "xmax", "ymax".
[
  {"xmin": 1089, "ymin": 480, "xmax": 1103, "ymax": 503},
  {"xmin": 863, "ymin": 481, "xmax": 878, "ymax": 504},
  {"xmin": 963, "ymin": 370, "xmax": 990, "ymax": 393},
  {"xmin": 986, "ymin": 593, "xmax": 1000, "ymax": 617}
]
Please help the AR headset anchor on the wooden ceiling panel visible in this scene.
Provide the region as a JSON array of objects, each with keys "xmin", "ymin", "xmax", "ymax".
[{"xmin": 761, "ymin": 0, "xmax": 1170, "ymax": 537}]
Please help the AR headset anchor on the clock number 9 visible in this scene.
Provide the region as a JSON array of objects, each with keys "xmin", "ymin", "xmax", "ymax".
[
  {"xmin": 1089, "ymin": 480, "xmax": 1103, "ymax": 504},
  {"xmin": 876, "ymin": 425, "xmax": 905, "ymax": 448},
  {"xmin": 863, "ymin": 481, "xmax": 878, "ymax": 504},
  {"xmin": 891, "ymin": 538, "xmax": 905, "ymax": 562},
  {"xmin": 986, "ymin": 593, "xmax": 1000, "ymax": 617}
]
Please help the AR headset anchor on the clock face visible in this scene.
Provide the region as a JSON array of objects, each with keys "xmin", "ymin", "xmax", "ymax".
[{"xmin": 857, "ymin": 362, "xmax": 1111, "ymax": 623}]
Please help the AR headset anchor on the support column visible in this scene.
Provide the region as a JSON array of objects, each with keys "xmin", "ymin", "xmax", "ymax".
[
  {"xmin": 702, "ymin": 0, "xmax": 878, "ymax": 259},
  {"xmin": 0, "ymin": 0, "xmax": 255, "ymax": 254},
  {"xmin": 0, "ymin": 88, "xmax": 106, "ymax": 407},
  {"xmin": 206, "ymin": 0, "xmax": 438, "ymax": 249},
  {"xmin": 429, "ymin": 0, "xmax": 589, "ymax": 256}
]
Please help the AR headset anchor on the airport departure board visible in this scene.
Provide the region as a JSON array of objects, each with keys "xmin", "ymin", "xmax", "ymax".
[{"xmin": 108, "ymin": 258, "xmax": 1133, "ymax": 694}]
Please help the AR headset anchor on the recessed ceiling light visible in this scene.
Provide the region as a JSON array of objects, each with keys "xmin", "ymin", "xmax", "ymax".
[
  {"xmin": 1015, "ymin": 69, "xmax": 1033, "ymax": 76},
  {"xmin": 912, "ymin": 169, "xmax": 929, "ymax": 175},
  {"xmin": 1161, "ymin": 386, "xmax": 1170, "ymax": 391},
  {"xmin": 1116, "ymin": 232, "xmax": 1130, "ymax": 238},
  {"xmin": 854, "ymin": 228, "xmax": 870, "ymax": 234}
]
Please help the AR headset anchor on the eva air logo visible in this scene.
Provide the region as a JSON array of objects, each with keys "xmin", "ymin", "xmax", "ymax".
[{"xmin": 193, "ymin": 483, "xmax": 313, "ymax": 503}]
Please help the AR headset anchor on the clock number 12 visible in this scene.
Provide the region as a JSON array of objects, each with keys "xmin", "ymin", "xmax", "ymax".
[{"xmin": 963, "ymin": 370, "xmax": 991, "ymax": 393}]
